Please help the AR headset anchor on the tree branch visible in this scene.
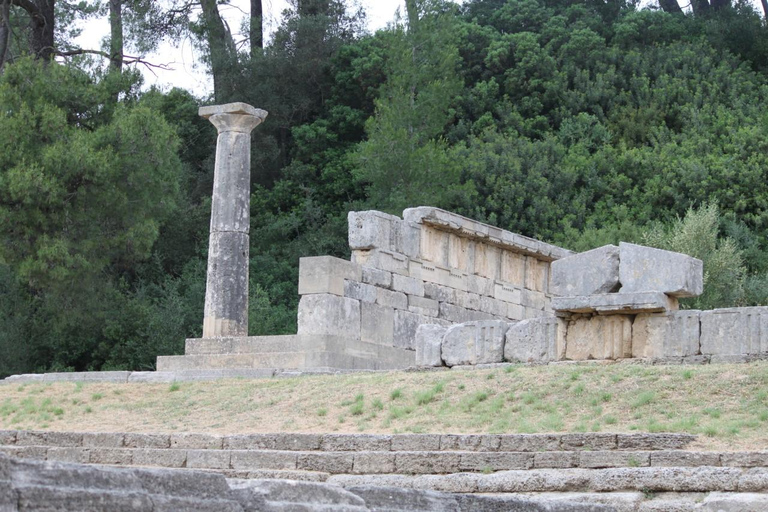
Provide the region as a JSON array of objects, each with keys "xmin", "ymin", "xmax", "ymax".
[{"xmin": 56, "ymin": 48, "xmax": 174, "ymax": 74}]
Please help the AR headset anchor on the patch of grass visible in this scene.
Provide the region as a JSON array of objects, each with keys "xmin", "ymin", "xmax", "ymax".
[
  {"xmin": 631, "ymin": 391, "xmax": 656, "ymax": 409},
  {"xmin": 703, "ymin": 407, "xmax": 721, "ymax": 419},
  {"xmin": 486, "ymin": 373, "xmax": 496, "ymax": 380},
  {"xmin": 350, "ymin": 401, "xmax": 364, "ymax": 416},
  {"xmin": 372, "ymin": 398, "xmax": 384, "ymax": 411},
  {"xmin": 317, "ymin": 408, "xmax": 327, "ymax": 417},
  {"xmin": 168, "ymin": 383, "xmax": 181, "ymax": 392},
  {"xmin": 682, "ymin": 369, "xmax": 694, "ymax": 380},
  {"xmin": 91, "ymin": 393, "xmax": 104, "ymax": 401},
  {"xmin": 390, "ymin": 388, "xmax": 403, "ymax": 401},
  {"xmin": 457, "ymin": 383, "xmax": 465, "ymax": 391},
  {"xmin": 415, "ymin": 382, "xmax": 444, "ymax": 406},
  {"xmin": 604, "ymin": 415, "xmax": 618, "ymax": 425}
]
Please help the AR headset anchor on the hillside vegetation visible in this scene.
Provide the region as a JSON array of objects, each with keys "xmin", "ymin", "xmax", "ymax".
[{"xmin": 2, "ymin": 0, "xmax": 768, "ymax": 375}]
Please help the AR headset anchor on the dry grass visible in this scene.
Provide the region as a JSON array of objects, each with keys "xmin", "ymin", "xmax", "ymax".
[{"xmin": 1, "ymin": 361, "xmax": 767, "ymax": 451}]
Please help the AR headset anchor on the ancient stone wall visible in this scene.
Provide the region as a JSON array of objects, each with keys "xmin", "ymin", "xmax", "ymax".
[{"xmin": 296, "ymin": 207, "xmax": 572, "ymax": 353}]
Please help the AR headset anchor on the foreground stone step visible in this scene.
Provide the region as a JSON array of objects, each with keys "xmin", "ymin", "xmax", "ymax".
[
  {"xmin": 0, "ymin": 431, "xmax": 698, "ymax": 453},
  {"xmin": 327, "ymin": 466, "xmax": 768, "ymax": 494}
]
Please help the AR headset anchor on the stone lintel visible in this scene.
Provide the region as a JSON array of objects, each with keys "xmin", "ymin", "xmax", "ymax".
[
  {"xmin": 402, "ymin": 206, "xmax": 572, "ymax": 261},
  {"xmin": 552, "ymin": 292, "xmax": 678, "ymax": 314}
]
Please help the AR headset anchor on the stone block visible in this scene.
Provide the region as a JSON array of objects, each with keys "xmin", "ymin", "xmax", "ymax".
[
  {"xmin": 521, "ymin": 289, "xmax": 547, "ymax": 310},
  {"xmin": 500, "ymin": 251, "xmax": 526, "ymax": 288},
  {"xmin": 459, "ymin": 453, "xmax": 533, "ymax": 472},
  {"xmin": 360, "ymin": 302, "xmax": 394, "ymax": 346},
  {"xmin": 123, "ymin": 434, "xmax": 170, "ymax": 449},
  {"xmin": 424, "ymin": 283, "xmax": 456, "ymax": 304},
  {"xmin": 16, "ymin": 487, "xmax": 155, "ymax": 511},
  {"xmin": 390, "ymin": 435, "xmax": 442, "ymax": 451},
  {"xmin": 351, "ymin": 249, "xmax": 409, "ymax": 275},
  {"xmin": 394, "ymin": 310, "xmax": 445, "ymax": 351},
  {"xmin": 415, "ymin": 324, "xmax": 447, "ymax": 367},
  {"xmin": 0, "ymin": 431, "xmax": 16, "ymax": 445},
  {"xmin": 392, "ymin": 274, "xmax": 424, "ymax": 297},
  {"xmin": 419, "ymin": 226, "xmax": 450, "ymax": 266},
  {"xmin": 352, "ymin": 452, "xmax": 396, "ymax": 474},
  {"xmin": 89, "ymin": 448, "xmax": 133, "ymax": 465},
  {"xmin": 394, "ymin": 453, "xmax": 460, "ymax": 474},
  {"xmin": 297, "ymin": 453, "xmax": 354, "ymax": 474},
  {"xmin": 408, "ymin": 295, "xmax": 439, "ymax": 317},
  {"xmin": 131, "ymin": 449, "xmax": 187, "ymax": 468},
  {"xmin": 721, "ymin": 452, "xmax": 768, "ymax": 467},
  {"xmin": 533, "ymin": 452, "xmax": 580, "ymax": 469},
  {"xmin": 525, "ymin": 257, "xmax": 548, "ymax": 292},
  {"xmin": 504, "ymin": 317, "xmax": 566, "ymax": 363},
  {"xmin": 169, "ymin": 434, "xmax": 222, "ymax": 450},
  {"xmin": 700, "ymin": 307, "xmax": 768, "ymax": 356},
  {"xmin": 616, "ymin": 433, "xmax": 696, "ymax": 450},
  {"xmin": 375, "ymin": 287, "xmax": 408, "ymax": 310},
  {"xmin": 17, "ymin": 431, "xmax": 82, "ymax": 447},
  {"xmin": 579, "ymin": 451, "xmax": 650, "ymax": 469},
  {"xmin": 473, "ymin": 243, "xmax": 500, "ymax": 280},
  {"xmin": 439, "ymin": 435, "xmax": 501, "ymax": 451},
  {"xmin": 348, "ymin": 210, "xmax": 401, "ymax": 251},
  {"xmin": 230, "ymin": 450, "xmax": 297, "ymax": 470},
  {"xmin": 298, "ymin": 256, "xmax": 362, "ymax": 297},
  {"xmin": 619, "ymin": 242, "xmax": 704, "ymax": 297},
  {"xmin": 494, "ymin": 283, "xmax": 521, "ymax": 304},
  {"xmin": 467, "ymin": 275, "xmax": 494, "ymax": 297},
  {"xmin": 82, "ymin": 433, "xmax": 124, "ymax": 448},
  {"xmin": 632, "ymin": 311, "xmax": 701, "ymax": 358},
  {"xmin": 479, "ymin": 296, "xmax": 508, "ymax": 317},
  {"xmin": 651, "ymin": 451, "xmax": 721, "ymax": 467},
  {"xmin": 552, "ymin": 292, "xmax": 679, "ymax": 315},
  {"xmin": 343, "ymin": 280, "xmax": 377, "ymax": 303},
  {"xmin": 186, "ymin": 450, "xmax": 231, "ymax": 470},
  {"xmin": 438, "ymin": 303, "xmax": 496, "ymax": 323},
  {"xmin": 701, "ymin": 493, "xmax": 768, "ymax": 512},
  {"xmin": 441, "ymin": 321, "xmax": 509, "ymax": 366},
  {"xmin": 565, "ymin": 315, "xmax": 632, "ymax": 360},
  {"xmin": 455, "ymin": 290, "xmax": 480, "ymax": 311},
  {"xmin": 507, "ymin": 304, "xmax": 525, "ymax": 321},
  {"xmin": 560, "ymin": 433, "xmax": 617, "ymax": 450},
  {"xmin": 550, "ymin": 245, "xmax": 620, "ymax": 297},
  {"xmin": 46, "ymin": 447, "xmax": 90, "ymax": 464},
  {"xmin": 297, "ymin": 294, "xmax": 361, "ymax": 339},
  {"xmin": 448, "ymin": 233, "xmax": 473, "ymax": 273},
  {"xmin": 321, "ymin": 434, "xmax": 392, "ymax": 451},
  {"xmin": 362, "ymin": 267, "xmax": 391, "ymax": 288}
]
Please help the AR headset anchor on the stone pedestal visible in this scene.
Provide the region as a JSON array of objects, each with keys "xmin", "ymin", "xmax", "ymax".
[{"xmin": 199, "ymin": 103, "xmax": 267, "ymax": 338}]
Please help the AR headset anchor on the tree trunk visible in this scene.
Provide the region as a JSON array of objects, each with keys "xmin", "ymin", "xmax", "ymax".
[
  {"xmin": 761, "ymin": 0, "xmax": 768, "ymax": 19},
  {"xmin": 109, "ymin": 0, "xmax": 122, "ymax": 72},
  {"xmin": 199, "ymin": 0, "xmax": 238, "ymax": 102},
  {"xmin": 250, "ymin": 0, "xmax": 262, "ymax": 55},
  {"xmin": 690, "ymin": 0, "xmax": 710, "ymax": 15},
  {"xmin": 405, "ymin": 0, "xmax": 418, "ymax": 32},
  {"xmin": 28, "ymin": 0, "xmax": 54, "ymax": 61},
  {"xmin": 658, "ymin": 0, "xmax": 683, "ymax": 14},
  {"xmin": 0, "ymin": 0, "xmax": 10, "ymax": 72}
]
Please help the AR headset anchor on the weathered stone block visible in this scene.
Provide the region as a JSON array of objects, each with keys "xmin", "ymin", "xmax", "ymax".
[
  {"xmin": 297, "ymin": 453, "xmax": 354, "ymax": 473},
  {"xmin": 348, "ymin": 210, "xmax": 401, "ymax": 251},
  {"xmin": 565, "ymin": 315, "xmax": 632, "ymax": 360},
  {"xmin": 321, "ymin": 434, "xmax": 391, "ymax": 451},
  {"xmin": 297, "ymin": 294, "xmax": 361, "ymax": 339},
  {"xmin": 343, "ymin": 280, "xmax": 377, "ymax": 303},
  {"xmin": 390, "ymin": 434, "xmax": 441, "ymax": 451},
  {"xmin": 473, "ymin": 244, "xmax": 500, "ymax": 280},
  {"xmin": 579, "ymin": 451, "xmax": 650, "ymax": 469},
  {"xmin": 700, "ymin": 307, "xmax": 768, "ymax": 356},
  {"xmin": 131, "ymin": 449, "xmax": 187, "ymax": 468},
  {"xmin": 203, "ymin": 231, "xmax": 250, "ymax": 338},
  {"xmin": 448, "ymin": 233, "xmax": 473, "ymax": 273},
  {"xmin": 467, "ymin": 275, "xmax": 494, "ymax": 297},
  {"xmin": 619, "ymin": 242, "xmax": 704, "ymax": 297},
  {"xmin": 439, "ymin": 434, "xmax": 501, "ymax": 451},
  {"xmin": 123, "ymin": 434, "xmax": 170, "ymax": 449},
  {"xmin": 392, "ymin": 274, "xmax": 424, "ymax": 297},
  {"xmin": 455, "ymin": 290, "xmax": 481, "ymax": 311},
  {"xmin": 360, "ymin": 301, "xmax": 394, "ymax": 346},
  {"xmin": 521, "ymin": 289, "xmax": 547, "ymax": 310},
  {"xmin": 632, "ymin": 311, "xmax": 701, "ymax": 358},
  {"xmin": 552, "ymin": 292, "xmax": 679, "ymax": 315},
  {"xmin": 438, "ymin": 303, "xmax": 496, "ymax": 323},
  {"xmin": 441, "ymin": 321, "xmax": 509, "ymax": 366},
  {"xmin": 362, "ymin": 267, "xmax": 392, "ymax": 288},
  {"xmin": 424, "ymin": 282, "xmax": 456, "ymax": 304},
  {"xmin": 352, "ymin": 452, "xmax": 396, "ymax": 474},
  {"xmin": 394, "ymin": 310, "xmax": 446, "ymax": 351},
  {"xmin": 186, "ymin": 450, "xmax": 231, "ymax": 470},
  {"xmin": 170, "ymin": 433, "xmax": 223, "ymax": 450},
  {"xmin": 419, "ymin": 226, "xmax": 450, "ymax": 266},
  {"xmin": 230, "ymin": 450, "xmax": 297, "ymax": 470},
  {"xmin": 479, "ymin": 296, "xmax": 508, "ymax": 317},
  {"xmin": 415, "ymin": 324, "xmax": 447, "ymax": 367},
  {"xmin": 500, "ymin": 251, "xmax": 526, "ymax": 288},
  {"xmin": 298, "ymin": 256, "xmax": 362, "ymax": 297},
  {"xmin": 494, "ymin": 283, "xmax": 521, "ymax": 304},
  {"xmin": 525, "ymin": 256, "xmax": 548, "ymax": 292},
  {"xmin": 550, "ymin": 245, "xmax": 620, "ymax": 297},
  {"xmin": 408, "ymin": 295, "xmax": 439, "ymax": 317},
  {"xmin": 459, "ymin": 452, "xmax": 532, "ymax": 472},
  {"xmin": 507, "ymin": 303, "xmax": 525, "ymax": 321},
  {"xmin": 394, "ymin": 452, "xmax": 461, "ymax": 474},
  {"xmin": 352, "ymin": 249, "xmax": 409, "ymax": 275},
  {"xmin": 504, "ymin": 317, "xmax": 566, "ymax": 363},
  {"xmin": 376, "ymin": 287, "xmax": 408, "ymax": 310}
]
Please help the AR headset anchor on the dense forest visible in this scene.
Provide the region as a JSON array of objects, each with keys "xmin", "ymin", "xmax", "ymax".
[{"xmin": 1, "ymin": 0, "xmax": 768, "ymax": 377}]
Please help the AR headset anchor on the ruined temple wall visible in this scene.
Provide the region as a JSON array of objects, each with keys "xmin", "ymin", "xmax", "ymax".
[{"xmin": 296, "ymin": 207, "xmax": 572, "ymax": 352}]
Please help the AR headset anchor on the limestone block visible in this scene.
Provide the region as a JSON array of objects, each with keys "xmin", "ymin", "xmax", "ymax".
[
  {"xmin": 394, "ymin": 310, "xmax": 448, "ymax": 350},
  {"xmin": 376, "ymin": 287, "xmax": 408, "ymax": 310},
  {"xmin": 298, "ymin": 256, "xmax": 362, "ymax": 297},
  {"xmin": 408, "ymin": 295, "xmax": 439, "ymax": 317},
  {"xmin": 415, "ymin": 324, "xmax": 448, "ymax": 367},
  {"xmin": 343, "ymin": 280, "xmax": 377, "ymax": 303},
  {"xmin": 203, "ymin": 231, "xmax": 249, "ymax": 337},
  {"xmin": 420, "ymin": 226, "xmax": 449, "ymax": 266},
  {"xmin": 526, "ymin": 257, "xmax": 548, "ymax": 292},
  {"xmin": 494, "ymin": 283, "xmax": 522, "ymax": 305},
  {"xmin": 505, "ymin": 318, "xmax": 566, "ymax": 363},
  {"xmin": 392, "ymin": 274, "xmax": 424, "ymax": 297},
  {"xmin": 448, "ymin": 233, "xmax": 473, "ymax": 273},
  {"xmin": 441, "ymin": 321, "xmax": 510, "ymax": 366},
  {"xmin": 362, "ymin": 267, "xmax": 392, "ymax": 288},
  {"xmin": 348, "ymin": 210, "xmax": 401, "ymax": 251},
  {"xmin": 474, "ymin": 243, "xmax": 500, "ymax": 279},
  {"xmin": 438, "ymin": 303, "xmax": 497, "ymax": 323},
  {"xmin": 619, "ymin": 242, "xmax": 704, "ymax": 297},
  {"xmin": 508, "ymin": 303, "xmax": 525, "ymax": 321},
  {"xmin": 550, "ymin": 245, "xmax": 620, "ymax": 297},
  {"xmin": 500, "ymin": 251, "xmax": 526, "ymax": 288},
  {"xmin": 565, "ymin": 315, "xmax": 632, "ymax": 360},
  {"xmin": 700, "ymin": 307, "xmax": 768, "ymax": 356},
  {"xmin": 480, "ymin": 296, "xmax": 508, "ymax": 317},
  {"xmin": 455, "ymin": 290, "xmax": 481, "ymax": 311},
  {"xmin": 632, "ymin": 311, "xmax": 701, "ymax": 359},
  {"xmin": 351, "ymin": 249, "xmax": 409, "ymax": 275},
  {"xmin": 297, "ymin": 294, "xmax": 361, "ymax": 339},
  {"xmin": 423, "ymin": 282, "xmax": 455, "ymax": 304},
  {"xmin": 467, "ymin": 275, "xmax": 494, "ymax": 297},
  {"xmin": 360, "ymin": 302, "xmax": 395, "ymax": 346},
  {"xmin": 521, "ymin": 289, "xmax": 547, "ymax": 310},
  {"xmin": 552, "ymin": 292, "xmax": 679, "ymax": 315},
  {"xmin": 410, "ymin": 261, "xmax": 468, "ymax": 292}
]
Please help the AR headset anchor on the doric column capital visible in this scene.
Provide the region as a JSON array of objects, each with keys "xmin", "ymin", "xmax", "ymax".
[{"xmin": 199, "ymin": 102, "xmax": 268, "ymax": 134}]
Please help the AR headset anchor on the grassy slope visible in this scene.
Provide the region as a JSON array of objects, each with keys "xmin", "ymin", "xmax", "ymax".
[{"xmin": 0, "ymin": 361, "xmax": 767, "ymax": 451}]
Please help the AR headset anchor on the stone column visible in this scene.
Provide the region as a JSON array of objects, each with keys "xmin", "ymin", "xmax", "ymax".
[{"xmin": 199, "ymin": 102, "xmax": 268, "ymax": 338}]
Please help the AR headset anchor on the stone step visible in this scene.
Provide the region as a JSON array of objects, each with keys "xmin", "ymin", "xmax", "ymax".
[
  {"xmin": 2, "ymin": 445, "xmax": 766, "ymax": 476},
  {"xmin": 327, "ymin": 466, "xmax": 768, "ymax": 494},
  {"xmin": 0, "ymin": 431, "xmax": 698, "ymax": 453}
]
